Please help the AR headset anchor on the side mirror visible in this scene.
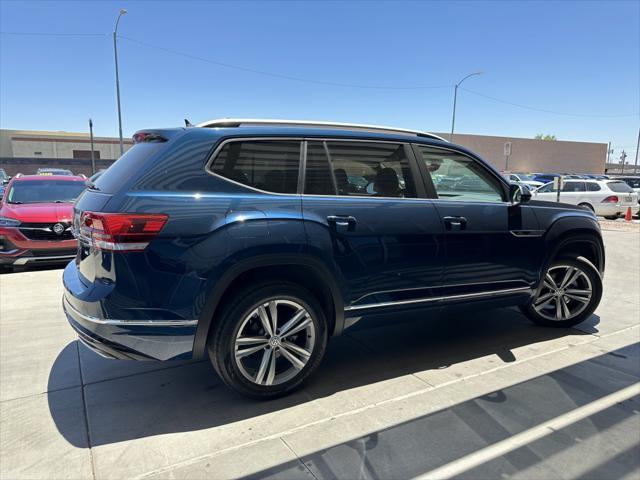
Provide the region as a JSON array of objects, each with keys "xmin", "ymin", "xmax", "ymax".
[{"xmin": 510, "ymin": 183, "xmax": 531, "ymax": 205}]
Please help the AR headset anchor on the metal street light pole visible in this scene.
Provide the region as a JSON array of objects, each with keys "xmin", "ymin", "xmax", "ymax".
[
  {"xmin": 634, "ymin": 127, "xmax": 639, "ymax": 174},
  {"xmin": 450, "ymin": 71, "xmax": 483, "ymax": 141},
  {"xmin": 113, "ymin": 9, "xmax": 127, "ymax": 157},
  {"xmin": 89, "ymin": 118, "xmax": 96, "ymax": 175}
]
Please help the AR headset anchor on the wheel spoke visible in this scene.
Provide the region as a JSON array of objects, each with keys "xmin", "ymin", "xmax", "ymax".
[
  {"xmin": 265, "ymin": 348, "xmax": 277, "ymax": 386},
  {"xmin": 268, "ymin": 301, "xmax": 278, "ymax": 333},
  {"xmin": 534, "ymin": 296, "xmax": 555, "ymax": 311},
  {"xmin": 561, "ymin": 269, "xmax": 582, "ymax": 289},
  {"xmin": 283, "ymin": 317, "xmax": 312, "ymax": 338},
  {"xmin": 565, "ymin": 293, "xmax": 590, "ymax": 304},
  {"xmin": 561, "ymin": 296, "xmax": 571, "ymax": 318},
  {"xmin": 236, "ymin": 336, "xmax": 269, "ymax": 346},
  {"xmin": 534, "ymin": 292, "xmax": 554, "ymax": 306},
  {"xmin": 565, "ymin": 288, "xmax": 591, "ymax": 297},
  {"xmin": 254, "ymin": 348, "xmax": 272, "ymax": 384},
  {"xmin": 257, "ymin": 306, "xmax": 273, "ymax": 337},
  {"xmin": 545, "ymin": 273, "xmax": 558, "ymax": 289},
  {"xmin": 555, "ymin": 297, "xmax": 562, "ymax": 319},
  {"xmin": 282, "ymin": 341, "xmax": 311, "ymax": 360},
  {"xmin": 236, "ymin": 344, "xmax": 266, "ymax": 359},
  {"xmin": 279, "ymin": 345, "xmax": 306, "ymax": 370},
  {"xmin": 279, "ymin": 309, "xmax": 308, "ymax": 336}
]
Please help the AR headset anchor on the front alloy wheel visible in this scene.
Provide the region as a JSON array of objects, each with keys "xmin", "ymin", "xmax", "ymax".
[{"xmin": 521, "ymin": 258, "xmax": 602, "ymax": 327}]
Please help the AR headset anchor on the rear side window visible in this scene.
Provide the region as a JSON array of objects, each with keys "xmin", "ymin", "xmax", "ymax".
[
  {"xmin": 562, "ymin": 181, "xmax": 585, "ymax": 192},
  {"xmin": 211, "ymin": 140, "xmax": 301, "ymax": 194},
  {"xmin": 95, "ymin": 143, "xmax": 162, "ymax": 193},
  {"xmin": 586, "ymin": 182, "xmax": 601, "ymax": 191},
  {"xmin": 607, "ymin": 181, "xmax": 633, "ymax": 193}
]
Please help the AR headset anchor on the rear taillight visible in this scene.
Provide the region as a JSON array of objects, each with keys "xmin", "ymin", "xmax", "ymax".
[
  {"xmin": 79, "ymin": 212, "xmax": 168, "ymax": 251},
  {"xmin": 601, "ymin": 196, "xmax": 619, "ymax": 203}
]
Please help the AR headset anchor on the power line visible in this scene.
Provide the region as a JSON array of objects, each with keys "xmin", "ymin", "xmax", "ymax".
[
  {"xmin": 118, "ymin": 35, "xmax": 454, "ymax": 91},
  {"xmin": 460, "ymin": 87, "xmax": 639, "ymax": 118},
  {"xmin": 0, "ymin": 31, "xmax": 108, "ymax": 37}
]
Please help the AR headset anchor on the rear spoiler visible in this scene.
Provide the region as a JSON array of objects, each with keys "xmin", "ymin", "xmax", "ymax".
[{"xmin": 132, "ymin": 129, "xmax": 183, "ymax": 144}]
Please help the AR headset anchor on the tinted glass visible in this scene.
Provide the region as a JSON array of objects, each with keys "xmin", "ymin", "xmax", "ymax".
[
  {"xmin": 321, "ymin": 141, "xmax": 416, "ymax": 198},
  {"xmin": 562, "ymin": 181, "xmax": 585, "ymax": 192},
  {"xmin": 537, "ymin": 183, "xmax": 555, "ymax": 193},
  {"xmin": 95, "ymin": 143, "xmax": 163, "ymax": 193},
  {"xmin": 417, "ymin": 147, "xmax": 504, "ymax": 202},
  {"xmin": 7, "ymin": 180, "xmax": 86, "ymax": 204},
  {"xmin": 212, "ymin": 140, "xmax": 301, "ymax": 194},
  {"xmin": 304, "ymin": 142, "xmax": 336, "ymax": 195},
  {"xmin": 607, "ymin": 181, "xmax": 634, "ymax": 193},
  {"xmin": 621, "ymin": 178, "xmax": 640, "ymax": 188},
  {"xmin": 586, "ymin": 182, "xmax": 601, "ymax": 191}
]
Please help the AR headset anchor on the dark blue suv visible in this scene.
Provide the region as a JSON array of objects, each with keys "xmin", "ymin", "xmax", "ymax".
[{"xmin": 63, "ymin": 119, "xmax": 604, "ymax": 398}]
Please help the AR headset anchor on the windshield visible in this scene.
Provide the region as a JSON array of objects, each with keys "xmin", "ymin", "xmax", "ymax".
[
  {"xmin": 7, "ymin": 180, "xmax": 86, "ymax": 204},
  {"xmin": 0, "ymin": 170, "xmax": 7, "ymax": 180}
]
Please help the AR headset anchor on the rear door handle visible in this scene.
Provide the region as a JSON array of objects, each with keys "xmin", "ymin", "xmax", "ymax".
[
  {"xmin": 443, "ymin": 216, "xmax": 467, "ymax": 231},
  {"xmin": 327, "ymin": 215, "xmax": 357, "ymax": 231}
]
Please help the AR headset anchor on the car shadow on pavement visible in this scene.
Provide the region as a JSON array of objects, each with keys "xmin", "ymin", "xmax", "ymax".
[{"xmin": 47, "ymin": 306, "xmax": 600, "ymax": 448}]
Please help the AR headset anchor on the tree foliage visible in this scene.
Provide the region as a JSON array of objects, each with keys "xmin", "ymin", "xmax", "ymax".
[{"xmin": 534, "ymin": 133, "xmax": 557, "ymax": 141}]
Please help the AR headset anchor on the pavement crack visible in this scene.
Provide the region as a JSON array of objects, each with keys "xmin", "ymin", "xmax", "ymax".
[
  {"xmin": 280, "ymin": 437, "xmax": 319, "ymax": 480},
  {"xmin": 76, "ymin": 340, "xmax": 97, "ymax": 480}
]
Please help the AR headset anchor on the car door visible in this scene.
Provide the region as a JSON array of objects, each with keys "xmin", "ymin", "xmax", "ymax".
[
  {"xmin": 413, "ymin": 144, "xmax": 544, "ymax": 297},
  {"xmin": 301, "ymin": 140, "xmax": 444, "ymax": 310},
  {"xmin": 560, "ymin": 181, "xmax": 586, "ymax": 205}
]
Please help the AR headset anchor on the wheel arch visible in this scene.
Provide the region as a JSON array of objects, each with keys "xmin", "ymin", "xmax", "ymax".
[{"xmin": 192, "ymin": 254, "xmax": 345, "ymax": 360}]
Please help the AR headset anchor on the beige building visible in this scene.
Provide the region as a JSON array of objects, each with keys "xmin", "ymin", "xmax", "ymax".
[
  {"xmin": 0, "ymin": 128, "xmax": 608, "ymax": 177},
  {"xmin": 436, "ymin": 132, "xmax": 607, "ymax": 174},
  {"xmin": 0, "ymin": 129, "xmax": 133, "ymax": 176}
]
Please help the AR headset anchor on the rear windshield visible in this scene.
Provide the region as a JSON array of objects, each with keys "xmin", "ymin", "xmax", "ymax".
[
  {"xmin": 7, "ymin": 180, "xmax": 87, "ymax": 204},
  {"xmin": 93, "ymin": 143, "xmax": 162, "ymax": 193},
  {"xmin": 607, "ymin": 181, "xmax": 634, "ymax": 193}
]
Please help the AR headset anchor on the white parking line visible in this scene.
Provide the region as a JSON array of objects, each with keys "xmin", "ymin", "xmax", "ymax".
[{"xmin": 413, "ymin": 382, "xmax": 640, "ymax": 480}]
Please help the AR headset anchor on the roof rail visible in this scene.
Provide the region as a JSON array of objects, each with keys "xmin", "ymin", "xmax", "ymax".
[{"xmin": 196, "ymin": 118, "xmax": 448, "ymax": 142}]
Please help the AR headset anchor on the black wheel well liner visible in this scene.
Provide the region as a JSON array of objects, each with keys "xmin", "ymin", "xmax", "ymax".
[{"xmin": 192, "ymin": 255, "xmax": 344, "ymax": 360}]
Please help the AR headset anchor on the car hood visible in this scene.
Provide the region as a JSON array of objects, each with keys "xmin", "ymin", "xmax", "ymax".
[{"xmin": 0, "ymin": 202, "xmax": 74, "ymax": 223}]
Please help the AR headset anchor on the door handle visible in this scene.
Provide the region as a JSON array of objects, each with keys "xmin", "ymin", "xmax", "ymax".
[
  {"xmin": 327, "ymin": 215, "xmax": 357, "ymax": 231},
  {"xmin": 443, "ymin": 216, "xmax": 467, "ymax": 231}
]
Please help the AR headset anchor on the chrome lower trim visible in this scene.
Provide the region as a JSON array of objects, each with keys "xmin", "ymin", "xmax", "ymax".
[
  {"xmin": 510, "ymin": 230, "xmax": 545, "ymax": 237},
  {"xmin": 13, "ymin": 254, "xmax": 75, "ymax": 265},
  {"xmin": 63, "ymin": 295, "xmax": 198, "ymax": 326},
  {"xmin": 344, "ymin": 286, "xmax": 533, "ymax": 312}
]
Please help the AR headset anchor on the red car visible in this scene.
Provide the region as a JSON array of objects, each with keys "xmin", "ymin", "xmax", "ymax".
[{"xmin": 0, "ymin": 175, "xmax": 87, "ymax": 271}]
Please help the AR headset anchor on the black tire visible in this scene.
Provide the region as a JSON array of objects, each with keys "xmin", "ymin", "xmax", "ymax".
[
  {"xmin": 208, "ymin": 282, "xmax": 328, "ymax": 399},
  {"xmin": 604, "ymin": 215, "xmax": 618, "ymax": 220},
  {"xmin": 578, "ymin": 203, "xmax": 594, "ymax": 212},
  {"xmin": 520, "ymin": 257, "xmax": 602, "ymax": 328}
]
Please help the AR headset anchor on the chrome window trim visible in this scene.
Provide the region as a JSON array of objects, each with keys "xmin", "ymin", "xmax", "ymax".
[
  {"xmin": 344, "ymin": 286, "xmax": 532, "ymax": 312},
  {"xmin": 63, "ymin": 295, "xmax": 198, "ymax": 326}
]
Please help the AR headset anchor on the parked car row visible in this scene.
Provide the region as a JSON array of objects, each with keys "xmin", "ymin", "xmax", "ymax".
[{"xmin": 504, "ymin": 171, "xmax": 640, "ymax": 218}]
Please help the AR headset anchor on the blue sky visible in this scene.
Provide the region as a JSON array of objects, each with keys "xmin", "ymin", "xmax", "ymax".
[{"xmin": 1, "ymin": 1, "xmax": 638, "ymax": 161}]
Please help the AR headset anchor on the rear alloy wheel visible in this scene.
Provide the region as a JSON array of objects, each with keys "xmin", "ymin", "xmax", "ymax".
[
  {"xmin": 209, "ymin": 283, "xmax": 327, "ymax": 398},
  {"xmin": 520, "ymin": 258, "xmax": 602, "ymax": 327}
]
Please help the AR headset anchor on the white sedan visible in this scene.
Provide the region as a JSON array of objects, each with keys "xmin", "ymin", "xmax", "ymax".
[{"xmin": 532, "ymin": 179, "xmax": 638, "ymax": 219}]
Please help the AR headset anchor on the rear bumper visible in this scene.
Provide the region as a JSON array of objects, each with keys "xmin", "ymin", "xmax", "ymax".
[{"xmin": 62, "ymin": 262, "xmax": 198, "ymax": 361}]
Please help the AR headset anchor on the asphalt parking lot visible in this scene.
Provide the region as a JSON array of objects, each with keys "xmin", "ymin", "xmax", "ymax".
[{"xmin": 1, "ymin": 228, "xmax": 639, "ymax": 480}]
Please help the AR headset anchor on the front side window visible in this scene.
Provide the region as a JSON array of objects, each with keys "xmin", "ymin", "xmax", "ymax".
[
  {"xmin": 211, "ymin": 140, "xmax": 301, "ymax": 194},
  {"xmin": 303, "ymin": 141, "xmax": 417, "ymax": 198},
  {"xmin": 7, "ymin": 180, "xmax": 86, "ymax": 204},
  {"xmin": 417, "ymin": 147, "xmax": 504, "ymax": 202}
]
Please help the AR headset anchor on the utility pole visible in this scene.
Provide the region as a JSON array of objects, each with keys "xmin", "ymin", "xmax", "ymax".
[
  {"xmin": 113, "ymin": 9, "xmax": 127, "ymax": 156},
  {"xmin": 634, "ymin": 127, "xmax": 639, "ymax": 174},
  {"xmin": 89, "ymin": 119, "xmax": 96, "ymax": 175},
  {"xmin": 620, "ymin": 150, "xmax": 627, "ymax": 174}
]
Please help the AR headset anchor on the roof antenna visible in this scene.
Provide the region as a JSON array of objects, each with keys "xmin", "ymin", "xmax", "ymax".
[{"xmin": 184, "ymin": 118, "xmax": 193, "ymax": 127}]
